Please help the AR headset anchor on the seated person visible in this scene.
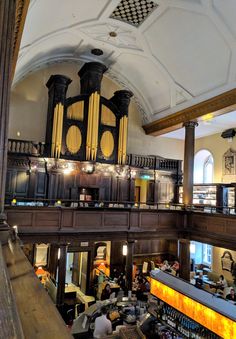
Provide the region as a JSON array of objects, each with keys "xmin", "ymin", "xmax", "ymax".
[
  {"xmin": 216, "ymin": 275, "xmax": 228, "ymax": 290},
  {"xmin": 171, "ymin": 260, "xmax": 180, "ymax": 276},
  {"xmin": 160, "ymin": 260, "xmax": 171, "ymax": 272},
  {"xmin": 101, "ymin": 283, "xmax": 112, "ymax": 301},
  {"xmin": 195, "ymin": 272, "xmax": 203, "ymax": 289},
  {"xmin": 226, "ymin": 288, "xmax": 236, "ymax": 302},
  {"xmin": 94, "ymin": 306, "xmax": 112, "ymax": 338}
]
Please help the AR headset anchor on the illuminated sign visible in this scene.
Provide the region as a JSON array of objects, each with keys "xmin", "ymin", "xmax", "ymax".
[{"xmin": 150, "ymin": 278, "xmax": 236, "ymax": 338}]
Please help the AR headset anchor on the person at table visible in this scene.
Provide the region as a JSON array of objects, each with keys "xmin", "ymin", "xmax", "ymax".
[
  {"xmin": 226, "ymin": 288, "xmax": 236, "ymax": 302},
  {"xmin": 216, "ymin": 275, "xmax": 228, "ymax": 292},
  {"xmin": 195, "ymin": 272, "xmax": 203, "ymax": 289},
  {"xmin": 94, "ymin": 306, "xmax": 112, "ymax": 338},
  {"xmin": 171, "ymin": 260, "xmax": 180, "ymax": 276},
  {"xmin": 101, "ymin": 283, "xmax": 112, "ymax": 300},
  {"xmin": 160, "ymin": 260, "xmax": 171, "ymax": 272}
]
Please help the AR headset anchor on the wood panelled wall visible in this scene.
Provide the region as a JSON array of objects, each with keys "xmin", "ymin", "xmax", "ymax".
[{"xmin": 5, "ymin": 156, "xmax": 176, "ymax": 204}]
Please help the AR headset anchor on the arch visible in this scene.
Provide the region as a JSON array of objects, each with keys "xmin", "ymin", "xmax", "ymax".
[{"xmin": 194, "ymin": 149, "xmax": 214, "ymax": 184}]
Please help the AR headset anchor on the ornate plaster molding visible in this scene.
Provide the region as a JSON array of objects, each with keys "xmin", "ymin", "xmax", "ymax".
[{"xmin": 11, "ymin": 0, "xmax": 30, "ymax": 80}]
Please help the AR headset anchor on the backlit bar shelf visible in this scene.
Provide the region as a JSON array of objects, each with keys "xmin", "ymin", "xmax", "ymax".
[{"xmin": 150, "ymin": 271, "xmax": 236, "ymax": 339}]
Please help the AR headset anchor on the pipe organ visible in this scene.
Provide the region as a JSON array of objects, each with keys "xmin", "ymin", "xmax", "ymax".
[{"xmin": 46, "ymin": 62, "xmax": 133, "ymax": 164}]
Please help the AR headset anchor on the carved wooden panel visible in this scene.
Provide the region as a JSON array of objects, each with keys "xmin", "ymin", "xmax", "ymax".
[
  {"xmin": 35, "ymin": 172, "xmax": 46, "ymax": 196},
  {"xmin": 207, "ymin": 218, "xmax": 226, "ymax": 234},
  {"xmin": 15, "ymin": 170, "xmax": 29, "ymax": 195},
  {"xmin": 130, "ymin": 212, "xmax": 139, "ymax": 229},
  {"xmin": 103, "ymin": 212, "xmax": 129, "ymax": 228},
  {"xmin": 7, "ymin": 211, "xmax": 33, "ymax": 227},
  {"xmin": 140, "ymin": 212, "xmax": 158, "ymax": 229},
  {"xmin": 74, "ymin": 211, "xmax": 103, "ymax": 228},
  {"xmin": 225, "ymin": 219, "xmax": 236, "ymax": 234},
  {"xmin": 158, "ymin": 212, "xmax": 177, "ymax": 228},
  {"xmin": 61, "ymin": 210, "xmax": 74, "ymax": 228},
  {"xmin": 34, "ymin": 211, "xmax": 60, "ymax": 228}
]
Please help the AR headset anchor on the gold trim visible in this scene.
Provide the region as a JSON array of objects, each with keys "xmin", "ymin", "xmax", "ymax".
[{"xmin": 143, "ymin": 89, "xmax": 236, "ymax": 136}]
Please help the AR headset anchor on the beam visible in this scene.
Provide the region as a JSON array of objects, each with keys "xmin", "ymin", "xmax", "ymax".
[{"xmin": 143, "ymin": 89, "xmax": 236, "ymax": 136}]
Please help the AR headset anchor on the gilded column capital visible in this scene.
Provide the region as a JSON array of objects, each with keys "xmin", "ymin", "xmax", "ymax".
[{"xmin": 183, "ymin": 121, "xmax": 198, "ymax": 128}]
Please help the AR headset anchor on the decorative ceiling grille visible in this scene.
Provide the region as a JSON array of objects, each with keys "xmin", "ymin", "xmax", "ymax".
[{"xmin": 110, "ymin": 0, "xmax": 158, "ymax": 27}]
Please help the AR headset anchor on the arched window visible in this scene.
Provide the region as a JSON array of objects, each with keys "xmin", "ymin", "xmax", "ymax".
[
  {"xmin": 203, "ymin": 155, "xmax": 213, "ymax": 183},
  {"xmin": 194, "ymin": 150, "xmax": 214, "ymax": 183}
]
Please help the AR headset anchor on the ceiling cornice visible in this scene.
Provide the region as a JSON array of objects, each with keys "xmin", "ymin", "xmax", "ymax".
[
  {"xmin": 143, "ymin": 88, "xmax": 236, "ymax": 136},
  {"xmin": 11, "ymin": 0, "xmax": 30, "ymax": 81}
]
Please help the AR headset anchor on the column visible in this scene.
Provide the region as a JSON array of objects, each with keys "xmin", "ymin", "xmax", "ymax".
[
  {"xmin": 48, "ymin": 244, "xmax": 59, "ymax": 282},
  {"xmin": 56, "ymin": 244, "xmax": 67, "ymax": 308},
  {"xmin": 183, "ymin": 121, "xmax": 198, "ymax": 206},
  {"xmin": 178, "ymin": 239, "xmax": 190, "ymax": 281},
  {"xmin": 125, "ymin": 241, "xmax": 135, "ymax": 292},
  {"xmin": 0, "ymin": 0, "xmax": 17, "ymax": 244}
]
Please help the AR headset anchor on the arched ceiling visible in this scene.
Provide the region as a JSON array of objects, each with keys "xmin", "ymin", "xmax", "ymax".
[{"xmin": 15, "ymin": 0, "xmax": 236, "ymax": 125}]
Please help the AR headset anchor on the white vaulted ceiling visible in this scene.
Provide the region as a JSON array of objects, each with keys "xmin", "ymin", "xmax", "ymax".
[{"xmin": 15, "ymin": 0, "xmax": 236, "ymax": 126}]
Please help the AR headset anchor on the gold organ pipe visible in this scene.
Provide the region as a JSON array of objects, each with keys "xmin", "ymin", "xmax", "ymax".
[
  {"xmin": 91, "ymin": 93, "xmax": 95, "ymax": 160},
  {"xmin": 87, "ymin": 91, "xmax": 100, "ymax": 161},
  {"xmin": 51, "ymin": 103, "xmax": 64, "ymax": 158},
  {"xmin": 90, "ymin": 92, "xmax": 95, "ymax": 160},
  {"xmin": 59, "ymin": 103, "xmax": 64, "ymax": 157},
  {"xmin": 118, "ymin": 117, "xmax": 123, "ymax": 164},
  {"xmin": 122, "ymin": 116, "xmax": 128, "ymax": 164},
  {"xmin": 93, "ymin": 92, "xmax": 100, "ymax": 160},
  {"xmin": 86, "ymin": 94, "xmax": 93, "ymax": 160},
  {"xmin": 51, "ymin": 104, "xmax": 58, "ymax": 157},
  {"xmin": 56, "ymin": 103, "xmax": 63, "ymax": 158}
]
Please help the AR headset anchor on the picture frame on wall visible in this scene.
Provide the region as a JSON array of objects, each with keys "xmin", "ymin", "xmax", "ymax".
[
  {"xmin": 223, "ymin": 148, "xmax": 236, "ymax": 175},
  {"xmin": 221, "ymin": 250, "xmax": 234, "ymax": 272}
]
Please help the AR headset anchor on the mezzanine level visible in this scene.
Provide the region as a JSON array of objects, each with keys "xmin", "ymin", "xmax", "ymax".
[{"xmin": 5, "ymin": 200, "xmax": 236, "ymax": 250}]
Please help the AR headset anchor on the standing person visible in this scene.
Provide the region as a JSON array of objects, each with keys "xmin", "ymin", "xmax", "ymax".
[
  {"xmin": 97, "ymin": 271, "xmax": 105, "ymax": 299},
  {"xmin": 217, "ymin": 275, "xmax": 228, "ymax": 289},
  {"xmin": 101, "ymin": 283, "xmax": 112, "ymax": 300},
  {"xmin": 195, "ymin": 272, "xmax": 203, "ymax": 289},
  {"xmin": 93, "ymin": 306, "xmax": 112, "ymax": 338}
]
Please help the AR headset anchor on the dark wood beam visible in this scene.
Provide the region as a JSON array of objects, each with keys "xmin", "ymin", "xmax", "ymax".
[{"xmin": 143, "ymin": 89, "xmax": 236, "ymax": 136}]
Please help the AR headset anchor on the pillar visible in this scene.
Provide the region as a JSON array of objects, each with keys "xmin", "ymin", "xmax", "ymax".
[
  {"xmin": 125, "ymin": 241, "xmax": 135, "ymax": 292},
  {"xmin": 56, "ymin": 244, "xmax": 67, "ymax": 308},
  {"xmin": 0, "ymin": 0, "xmax": 17, "ymax": 244},
  {"xmin": 178, "ymin": 239, "xmax": 190, "ymax": 281},
  {"xmin": 48, "ymin": 244, "xmax": 59, "ymax": 282},
  {"xmin": 183, "ymin": 121, "xmax": 198, "ymax": 206}
]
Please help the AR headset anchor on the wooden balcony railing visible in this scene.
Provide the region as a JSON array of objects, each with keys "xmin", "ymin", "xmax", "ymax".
[
  {"xmin": 8, "ymin": 139, "xmax": 45, "ymax": 156},
  {"xmin": 8, "ymin": 138, "xmax": 182, "ymax": 172}
]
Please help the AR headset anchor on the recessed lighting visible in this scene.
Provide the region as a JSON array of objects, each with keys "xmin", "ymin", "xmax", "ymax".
[
  {"xmin": 17, "ymin": 131, "xmax": 21, "ymax": 137},
  {"xmin": 109, "ymin": 31, "xmax": 117, "ymax": 37},
  {"xmin": 91, "ymin": 48, "xmax": 103, "ymax": 56}
]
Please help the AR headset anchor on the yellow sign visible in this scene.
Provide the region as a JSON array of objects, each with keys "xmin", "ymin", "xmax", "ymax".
[{"xmin": 150, "ymin": 278, "xmax": 236, "ymax": 338}]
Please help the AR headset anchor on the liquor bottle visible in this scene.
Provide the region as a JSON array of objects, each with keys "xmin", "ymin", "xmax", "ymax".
[{"xmin": 162, "ymin": 305, "xmax": 167, "ymax": 321}]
